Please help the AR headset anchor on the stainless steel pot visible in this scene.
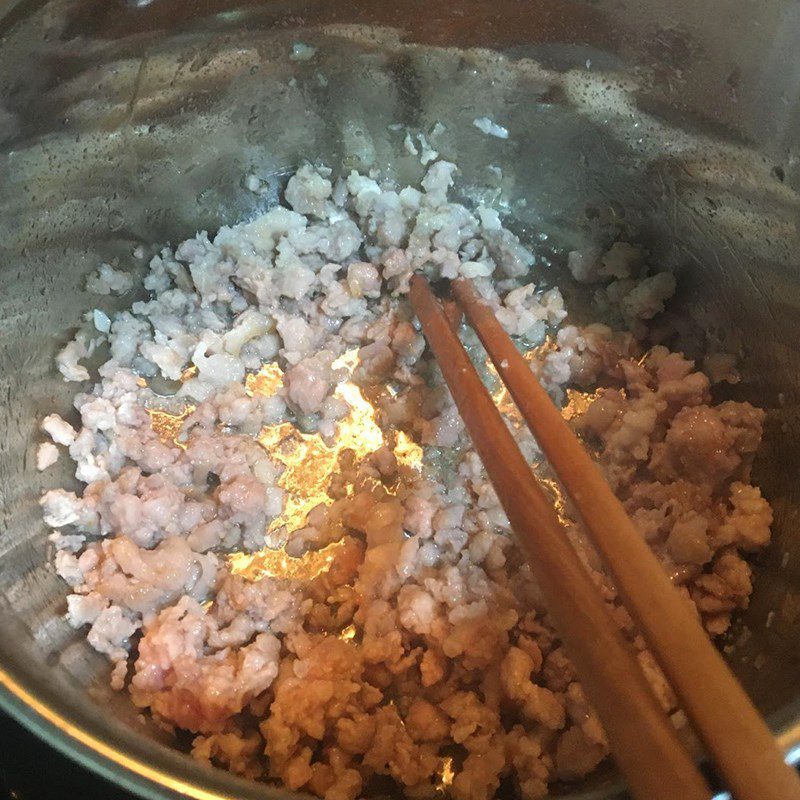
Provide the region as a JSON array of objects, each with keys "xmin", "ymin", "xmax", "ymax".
[{"xmin": 1, "ymin": 1, "xmax": 799, "ymax": 798}]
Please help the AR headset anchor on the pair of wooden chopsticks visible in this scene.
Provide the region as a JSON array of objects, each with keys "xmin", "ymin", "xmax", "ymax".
[{"xmin": 409, "ymin": 274, "xmax": 800, "ymax": 800}]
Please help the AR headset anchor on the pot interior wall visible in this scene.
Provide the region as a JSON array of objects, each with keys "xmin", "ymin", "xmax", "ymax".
[{"xmin": 1, "ymin": 1, "xmax": 799, "ymax": 797}]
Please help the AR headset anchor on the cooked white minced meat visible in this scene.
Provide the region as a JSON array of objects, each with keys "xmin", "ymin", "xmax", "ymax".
[{"xmin": 40, "ymin": 162, "xmax": 771, "ymax": 799}]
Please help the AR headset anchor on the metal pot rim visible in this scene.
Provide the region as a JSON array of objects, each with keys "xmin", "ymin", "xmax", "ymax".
[{"xmin": 3, "ymin": 657, "xmax": 800, "ymax": 800}]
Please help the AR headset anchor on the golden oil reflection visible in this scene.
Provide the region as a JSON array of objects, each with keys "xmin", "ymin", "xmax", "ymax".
[
  {"xmin": 436, "ymin": 756, "xmax": 455, "ymax": 791},
  {"xmin": 484, "ymin": 340, "xmax": 600, "ymax": 429},
  {"xmin": 250, "ymin": 351, "xmax": 393, "ymax": 538},
  {"xmin": 245, "ymin": 362, "xmax": 283, "ymax": 398},
  {"xmin": 142, "ymin": 363, "xmax": 200, "ymax": 449},
  {"xmin": 393, "ymin": 429, "xmax": 424, "ymax": 468},
  {"xmin": 146, "ymin": 406, "xmax": 195, "ymax": 450},
  {"xmin": 235, "ymin": 349, "xmax": 424, "ymax": 581},
  {"xmin": 538, "ymin": 475, "xmax": 572, "ymax": 527},
  {"xmin": 339, "ymin": 623, "xmax": 357, "ymax": 642},
  {"xmin": 143, "ymin": 348, "xmax": 424, "ymax": 584},
  {"xmin": 487, "ymin": 348, "xmax": 537, "ymax": 425},
  {"xmin": 561, "ymin": 387, "xmax": 601, "ymax": 421},
  {"xmin": 257, "ymin": 420, "xmax": 345, "ymax": 537},
  {"xmin": 180, "ymin": 365, "xmax": 198, "ymax": 382},
  {"xmin": 228, "ymin": 538, "xmax": 349, "ymax": 582}
]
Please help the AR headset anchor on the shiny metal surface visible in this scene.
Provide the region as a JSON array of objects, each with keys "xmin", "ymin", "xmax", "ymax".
[{"xmin": 0, "ymin": 1, "xmax": 799, "ymax": 798}]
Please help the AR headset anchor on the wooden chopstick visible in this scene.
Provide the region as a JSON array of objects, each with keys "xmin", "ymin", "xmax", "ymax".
[
  {"xmin": 409, "ymin": 275, "xmax": 711, "ymax": 800},
  {"xmin": 451, "ymin": 275, "xmax": 800, "ymax": 800}
]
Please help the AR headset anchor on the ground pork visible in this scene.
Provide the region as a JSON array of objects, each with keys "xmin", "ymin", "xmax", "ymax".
[{"xmin": 40, "ymin": 162, "xmax": 772, "ymax": 799}]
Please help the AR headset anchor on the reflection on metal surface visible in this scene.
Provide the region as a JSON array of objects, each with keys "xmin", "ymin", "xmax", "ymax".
[
  {"xmin": 436, "ymin": 756, "xmax": 455, "ymax": 791},
  {"xmin": 480, "ymin": 337, "xmax": 583, "ymax": 527},
  {"xmin": 180, "ymin": 365, "xmax": 198, "ymax": 382},
  {"xmin": 484, "ymin": 341, "xmax": 602, "ymax": 427},
  {"xmin": 331, "ymin": 348, "xmax": 359, "ymax": 373},
  {"xmin": 393, "ymin": 429, "xmax": 423, "ymax": 468},
  {"xmin": 254, "ymin": 350, "xmax": 420, "ymax": 537},
  {"xmin": 245, "ymin": 362, "xmax": 283, "ymax": 397},
  {"xmin": 493, "ymin": 380, "xmax": 519, "ymax": 422},
  {"xmin": 333, "ymin": 380, "xmax": 385, "ymax": 455},
  {"xmin": 256, "ymin": 419, "xmax": 342, "ymax": 536},
  {"xmin": 146, "ymin": 406, "xmax": 195, "ymax": 449},
  {"xmin": 539, "ymin": 474, "xmax": 572, "ymax": 527},
  {"xmin": 228, "ymin": 538, "xmax": 348, "ymax": 582},
  {"xmin": 232, "ymin": 349, "xmax": 424, "ymax": 583},
  {"xmin": 339, "ymin": 623, "xmax": 357, "ymax": 641},
  {"xmin": 488, "ymin": 346, "xmax": 539, "ymax": 424},
  {"xmin": 145, "ymin": 351, "xmax": 424, "ymax": 549},
  {"xmin": 562, "ymin": 388, "xmax": 601, "ymax": 421},
  {"xmin": 0, "ymin": 662, "xmax": 227, "ymax": 800}
]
